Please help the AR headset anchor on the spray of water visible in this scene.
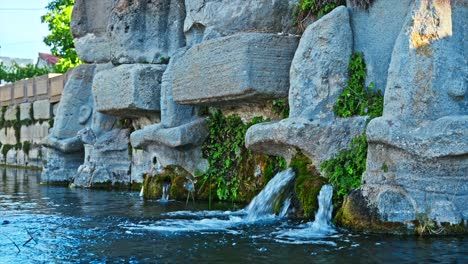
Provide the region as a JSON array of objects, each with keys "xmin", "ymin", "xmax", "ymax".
[{"xmin": 274, "ymin": 184, "xmax": 336, "ymax": 242}]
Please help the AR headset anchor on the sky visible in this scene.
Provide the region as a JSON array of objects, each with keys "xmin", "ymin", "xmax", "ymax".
[{"xmin": 0, "ymin": 0, "xmax": 51, "ymax": 61}]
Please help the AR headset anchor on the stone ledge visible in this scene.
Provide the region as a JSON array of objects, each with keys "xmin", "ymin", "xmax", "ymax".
[{"xmin": 246, "ymin": 116, "xmax": 368, "ymax": 167}]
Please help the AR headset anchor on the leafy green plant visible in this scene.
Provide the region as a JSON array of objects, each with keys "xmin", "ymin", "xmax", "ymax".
[
  {"xmin": 202, "ymin": 111, "xmax": 267, "ymax": 201},
  {"xmin": 295, "ymin": 0, "xmax": 345, "ymax": 31},
  {"xmin": 272, "ymin": 99, "xmax": 290, "ymax": 119},
  {"xmin": 199, "ymin": 110, "xmax": 288, "ymax": 203},
  {"xmin": 320, "ymin": 135, "xmax": 368, "ymax": 205},
  {"xmin": 0, "ymin": 63, "xmax": 51, "ymax": 83},
  {"xmin": 334, "ymin": 52, "xmax": 383, "ymax": 119}
]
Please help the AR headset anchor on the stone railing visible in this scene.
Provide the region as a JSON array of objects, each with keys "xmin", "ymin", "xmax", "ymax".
[{"xmin": 0, "ymin": 73, "xmax": 69, "ymax": 107}]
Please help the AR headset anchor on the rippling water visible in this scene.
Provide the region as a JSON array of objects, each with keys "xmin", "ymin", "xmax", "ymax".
[{"xmin": 0, "ymin": 168, "xmax": 466, "ymax": 263}]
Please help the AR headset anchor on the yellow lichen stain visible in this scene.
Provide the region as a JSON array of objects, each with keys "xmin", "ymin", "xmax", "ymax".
[{"xmin": 409, "ymin": 0, "xmax": 452, "ymax": 50}]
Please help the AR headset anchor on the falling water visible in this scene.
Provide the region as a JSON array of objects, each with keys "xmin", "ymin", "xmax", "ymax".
[
  {"xmin": 159, "ymin": 182, "xmax": 171, "ymax": 202},
  {"xmin": 127, "ymin": 169, "xmax": 296, "ymax": 232},
  {"xmin": 274, "ymin": 184, "xmax": 336, "ymax": 242},
  {"xmin": 245, "ymin": 168, "xmax": 296, "ymax": 221}
]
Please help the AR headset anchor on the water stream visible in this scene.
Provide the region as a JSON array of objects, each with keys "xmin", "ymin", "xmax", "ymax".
[{"xmin": 1, "ymin": 168, "xmax": 466, "ymax": 263}]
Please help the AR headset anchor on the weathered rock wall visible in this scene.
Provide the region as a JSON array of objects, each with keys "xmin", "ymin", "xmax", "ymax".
[
  {"xmin": 44, "ymin": 0, "xmax": 467, "ymax": 232},
  {"xmin": 357, "ymin": 0, "xmax": 468, "ymax": 225}
]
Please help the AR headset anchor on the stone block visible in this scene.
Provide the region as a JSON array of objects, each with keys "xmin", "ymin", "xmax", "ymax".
[
  {"xmin": 20, "ymin": 102, "xmax": 32, "ymax": 121},
  {"xmin": 108, "ymin": 0, "xmax": 185, "ymax": 64},
  {"xmin": 184, "ymin": 0, "xmax": 297, "ymax": 46},
  {"xmin": 33, "ymin": 99, "xmax": 52, "ymax": 120},
  {"xmin": 173, "ymin": 33, "xmax": 299, "ymax": 105},
  {"xmin": 93, "ymin": 64, "xmax": 166, "ymax": 117},
  {"xmin": 71, "ymin": 0, "xmax": 114, "ymax": 63},
  {"xmin": 289, "ymin": 6, "xmax": 352, "ymax": 119},
  {"xmin": 4, "ymin": 105, "xmax": 17, "ymax": 121}
]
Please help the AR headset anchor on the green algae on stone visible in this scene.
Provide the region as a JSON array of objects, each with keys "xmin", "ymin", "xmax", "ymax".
[{"xmin": 290, "ymin": 151, "xmax": 328, "ymax": 218}]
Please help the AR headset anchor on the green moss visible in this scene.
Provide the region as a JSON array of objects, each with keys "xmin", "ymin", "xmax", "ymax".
[
  {"xmin": 143, "ymin": 165, "xmax": 193, "ymax": 200},
  {"xmin": 2, "ymin": 144, "xmax": 15, "ymax": 158},
  {"xmin": 334, "ymin": 189, "xmax": 407, "ymax": 234},
  {"xmin": 272, "ymin": 99, "xmax": 289, "ymax": 119},
  {"xmin": 290, "ymin": 151, "xmax": 327, "ymax": 218},
  {"xmin": 0, "ymin": 164, "xmax": 42, "ymax": 171},
  {"xmin": 22, "ymin": 141, "xmax": 31, "ymax": 155},
  {"xmin": 170, "ymin": 175, "xmax": 187, "ymax": 200}
]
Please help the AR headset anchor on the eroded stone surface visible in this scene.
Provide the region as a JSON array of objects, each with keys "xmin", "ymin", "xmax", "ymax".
[
  {"xmin": 346, "ymin": 0, "xmax": 412, "ymax": 90},
  {"xmin": 41, "ymin": 64, "xmax": 96, "ymax": 183},
  {"xmin": 108, "ymin": 0, "xmax": 185, "ymax": 64},
  {"xmin": 246, "ymin": 7, "xmax": 364, "ymax": 169},
  {"xmin": 93, "ymin": 64, "xmax": 166, "ymax": 117},
  {"xmin": 71, "ymin": 0, "xmax": 114, "ymax": 63},
  {"xmin": 359, "ymin": 0, "xmax": 468, "ymax": 224},
  {"xmin": 173, "ymin": 33, "xmax": 299, "ymax": 105},
  {"xmin": 131, "ymin": 48, "xmax": 208, "ymax": 175},
  {"xmin": 184, "ymin": 0, "xmax": 297, "ymax": 46}
]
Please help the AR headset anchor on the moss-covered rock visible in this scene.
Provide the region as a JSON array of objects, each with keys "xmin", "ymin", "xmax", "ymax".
[
  {"xmin": 335, "ymin": 189, "xmax": 408, "ymax": 234},
  {"xmin": 335, "ymin": 189, "xmax": 468, "ymax": 235},
  {"xmin": 143, "ymin": 165, "xmax": 193, "ymax": 200},
  {"xmin": 290, "ymin": 151, "xmax": 328, "ymax": 218}
]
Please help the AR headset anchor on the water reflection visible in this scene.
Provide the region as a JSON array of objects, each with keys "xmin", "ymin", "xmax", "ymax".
[{"xmin": 0, "ymin": 167, "xmax": 467, "ymax": 263}]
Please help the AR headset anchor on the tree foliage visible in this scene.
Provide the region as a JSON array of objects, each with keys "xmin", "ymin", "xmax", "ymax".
[
  {"xmin": 0, "ymin": 62, "xmax": 51, "ymax": 83},
  {"xmin": 41, "ymin": 0, "xmax": 81, "ymax": 73}
]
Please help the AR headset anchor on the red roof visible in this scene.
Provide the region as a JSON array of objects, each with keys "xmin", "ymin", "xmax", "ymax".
[{"xmin": 38, "ymin": 53, "xmax": 60, "ymax": 65}]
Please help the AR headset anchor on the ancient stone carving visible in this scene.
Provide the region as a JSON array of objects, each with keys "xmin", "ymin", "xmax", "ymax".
[
  {"xmin": 41, "ymin": 64, "xmax": 96, "ymax": 183},
  {"xmin": 108, "ymin": 0, "xmax": 186, "ymax": 64},
  {"xmin": 246, "ymin": 7, "xmax": 367, "ymax": 167},
  {"xmin": 131, "ymin": 48, "xmax": 208, "ymax": 176},
  {"xmin": 359, "ymin": 0, "xmax": 467, "ymax": 224}
]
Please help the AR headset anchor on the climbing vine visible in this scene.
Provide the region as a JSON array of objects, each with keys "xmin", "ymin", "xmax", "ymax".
[{"xmin": 333, "ymin": 52, "xmax": 383, "ymax": 119}]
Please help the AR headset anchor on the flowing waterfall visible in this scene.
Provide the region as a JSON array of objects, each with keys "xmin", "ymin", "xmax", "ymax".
[
  {"xmin": 275, "ymin": 184, "xmax": 336, "ymax": 241},
  {"xmin": 245, "ymin": 168, "xmax": 296, "ymax": 221},
  {"xmin": 160, "ymin": 182, "xmax": 171, "ymax": 202}
]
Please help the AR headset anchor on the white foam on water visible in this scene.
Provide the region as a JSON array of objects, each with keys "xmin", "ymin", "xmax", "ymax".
[
  {"xmin": 273, "ymin": 184, "xmax": 337, "ymax": 243},
  {"xmin": 124, "ymin": 169, "xmax": 296, "ymax": 233}
]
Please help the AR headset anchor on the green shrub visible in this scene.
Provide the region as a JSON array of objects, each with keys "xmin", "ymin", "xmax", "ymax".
[
  {"xmin": 334, "ymin": 52, "xmax": 383, "ymax": 119},
  {"xmin": 272, "ymin": 99, "xmax": 290, "ymax": 119},
  {"xmin": 200, "ymin": 110, "xmax": 285, "ymax": 203},
  {"xmin": 320, "ymin": 135, "xmax": 368, "ymax": 205},
  {"xmin": 295, "ymin": 0, "xmax": 345, "ymax": 30}
]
